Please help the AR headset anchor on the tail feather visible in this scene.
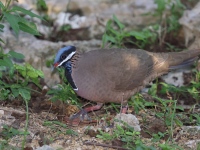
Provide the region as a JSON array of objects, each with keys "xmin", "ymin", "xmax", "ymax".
[
  {"xmin": 169, "ymin": 57, "xmax": 198, "ymax": 69},
  {"xmin": 167, "ymin": 49, "xmax": 200, "ymax": 67}
]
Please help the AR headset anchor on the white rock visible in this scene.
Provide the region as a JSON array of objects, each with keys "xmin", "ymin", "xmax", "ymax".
[
  {"xmin": 161, "ymin": 69, "xmax": 192, "ymax": 87},
  {"xmin": 35, "ymin": 145, "xmax": 54, "ymax": 150},
  {"xmin": 162, "ymin": 71, "xmax": 184, "ymax": 87},
  {"xmin": 114, "ymin": 113, "xmax": 141, "ymax": 131},
  {"xmin": 42, "ymin": 85, "xmax": 48, "ymax": 90},
  {"xmin": 179, "ymin": 2, "xmax": 200, "ymax": 47},
  {"xmin": 185, "ymin": 140, "xmax": 200, "ymax": 149},
  {"xmin": 134, "ymin": 0, "xmax": 157, "ymax": 12},
  {"xmin": 0, "ymin": 110, "xmax": 4, "ymax": 118},
  {"xmin": 54, "ymin": 12, "xmax": 86, "ymax": 29},
  {"xmin": 182, "ymin": 126, "xmax": 200, "ymax": 131}
]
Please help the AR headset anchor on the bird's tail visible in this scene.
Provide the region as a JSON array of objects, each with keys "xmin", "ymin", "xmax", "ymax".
[
  {"xmin": 154, "ymin": 49, "xmax": 200, "ymax": 70},
  {"xmin": 169, "ymin": 57, "xmax": 198, "ymax": 69},
  {"xmin": 167, "ymin": 49, "xmax": 200, "ymax": 69}
]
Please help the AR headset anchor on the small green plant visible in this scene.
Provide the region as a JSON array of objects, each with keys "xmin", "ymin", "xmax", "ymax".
[
  {"xmin": 36, "ymin": 0, "xmax": 48, "ymax": 12},
  {"xmin": 129, "ymin": 93, "xmax": 155, "ymax": 114},
  {"xmin": 35, "ymin": 0, "xmax": 54, "ymax": 28},
  {"xmin": 104, "ymin": 103, "xmax": 120, "ymax": 113},
  {"xmin": 147, "ymin": 83, "xmax": 184, "ymax": 138},
  {"xmin": 154, "ymin": 97, "xmax": 183, "ymax": 125},
  {"xmin": 97, "ymin": 118, "xmax": 183, "ymax": 149},
  {"xmin": 154, "ymin": 0, "xmax": 185, "ymax": 32},
  {"xmin": 159, "ymin": 143, "xmax": 183, "ymax": 150},
  {"xmin": 102, "ymin": 1, "xmax": 186, "ymax": 51},
  {"xmin": 60, "ymin": 24, "xmax": 71, "ymax": 32},
  {"xmin": 153, "ymin": 0, "xmax": 186, "ymax": 47},
  {"xmin": 97, "ymin": 123, "xmax": 156, "ymax": 149},
  {"xmin": 159, "ymin": 71, "xmax": 200, "ymax": 104},
  {"xmin": 43, "ymin": 121, "xmax": 78, "ymax": 136},
  {"xmin": 0, "ymin": 51, "xmax": 44, "ymax": 101},
  {"xmin": 0, "ymin": 140, "xmax": 20, "ymax": 150},
  {"xmin": 0, "ymin": 126, "xmax": 28, "ymax": 149},
  {"xmin": 0, "ymin": 140, "xmax": 8, "ymax": 150},
  {"xmin": 47, "ymin": 83, "xmax": 78, "ymax": 105},
  {"xmin": 197, "ymin": 142, "xmax": 200, "ymax": 150},
  {"xmin": 165, "ymin": 42, "xmax": 185, "ymax": 52},
  {"xmin": 102, "ymin": 15, "xmax": 156, "ymax": 48},
  {"xmin": 0, "ymin": 1, "xmax": 41, "ymax": 37},
  {"xmin": 65, "ymin": 129, "xmax": 78, "ymax": 136},
  {"xmin": 191, "ymin": 114, "xmax": 200, "ymax": 126},
  {"xmin": 44, "ymin": 120, "xmax": 68, "ymax": 128},
  {"xmin": 0, "ymin": 125, "xmax": 28, "ymax": 140},
  {"xmin": 152, "ymin": 132, "xmax": 167, "ymax": 142}
]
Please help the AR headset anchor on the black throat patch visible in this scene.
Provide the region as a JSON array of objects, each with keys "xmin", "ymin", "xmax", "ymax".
[{"xmin": 64, "ymin": 61, "xmax": 78, "ymax": 91}]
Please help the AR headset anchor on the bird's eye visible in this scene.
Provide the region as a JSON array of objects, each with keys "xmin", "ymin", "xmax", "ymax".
[{"xmin": 61, "ymin": 55, "xmax": 66, "ymax": 60}]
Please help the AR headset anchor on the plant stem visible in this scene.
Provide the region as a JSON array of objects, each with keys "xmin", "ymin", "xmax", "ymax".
[
  {"xmin": 169, "ymin": 100, "xmax": 176, "ymax": 141},
  {"xmin": 5, "ymin": 0, "xmax": 11, "ymax": 10},
  {"xmin": 0, "ymin": 15, "xmax": 3, "ymax": 22},
  {"xmin": 21, "ymin": 100, "xmax": 29, "ymax": 149}
]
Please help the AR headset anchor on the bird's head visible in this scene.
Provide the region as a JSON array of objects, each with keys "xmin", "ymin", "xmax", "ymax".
[{"xmin": 53, "ymin": 46, "xmax": 76, "ymax": 67}]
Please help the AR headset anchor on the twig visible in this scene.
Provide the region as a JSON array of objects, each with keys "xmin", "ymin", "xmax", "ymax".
[
  {"xmin": 0, "ymin": 106, "xmax": 26, "ymax": 115},
  {"xmin": 96, "ymin": 16, "xmax": 106, "ymax": 27},
  {"xmin": 83, "ymin": 140, "xmax": 129, "ymax": 150}
]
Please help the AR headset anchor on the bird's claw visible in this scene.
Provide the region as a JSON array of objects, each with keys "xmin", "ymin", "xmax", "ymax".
[
  {"xmin": 70, "ymin": 109, "xmax": 91, "ymax": 121},
  {"xmin": 65, "ymin": 103, "xmax": 103, "ymax": 126},
  {"xmin": 65, "ymin": 109, "xmax": 91, "ymax": 126}
]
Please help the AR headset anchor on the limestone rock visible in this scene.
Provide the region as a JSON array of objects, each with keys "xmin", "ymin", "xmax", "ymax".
[{"xmin": 114, "ymin": 113, "xmax": 141, "ymax": 131}]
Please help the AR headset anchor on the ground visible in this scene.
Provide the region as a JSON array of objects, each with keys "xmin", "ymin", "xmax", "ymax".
[{"xmin": 0, "ymin": 73, "xmax": 199, "ymax": 150}]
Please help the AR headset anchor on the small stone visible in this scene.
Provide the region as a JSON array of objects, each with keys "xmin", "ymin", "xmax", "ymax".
[
  {"xmin": 185, "ymin": 140, "xmax": 200, "ymax": 149},
  {"xmin": 105, "ymin": 127, "xmax": 110, "ymax": 132},
  {"xmin": 114, "ymin": 113, "xmax": 141, "ymax": 131},
  {"xmin": 0, "ymin": 110, "xmax": 4, "ymax": 118},
  {"xmin": 35, "ymin": 145, "xmax": 54, "ymax": 150},
  {"xmin": 181, "ymin": 126, "xmax": 200, "ymax": 136}
]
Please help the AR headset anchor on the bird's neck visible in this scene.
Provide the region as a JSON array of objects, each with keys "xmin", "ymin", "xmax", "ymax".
[
  {"xmin": 70, "ymin": 51, "xmax": 81, "ymax": 68},
  {"xmin": 63, "ymin": 52, "xmax": 81, "ymax": 91},
  {"xmin": 63, "ymin": 61, "xmax": 78, "ymax": 91}
]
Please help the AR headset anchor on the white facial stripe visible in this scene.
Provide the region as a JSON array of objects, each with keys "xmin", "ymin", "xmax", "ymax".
[
  {"xmin": 58, "ymin": 51, "xmax": 76, "ymax": 67},
  {"xmin": 73, "ymin": 88, "xmax": 78, "ymax": 91}
]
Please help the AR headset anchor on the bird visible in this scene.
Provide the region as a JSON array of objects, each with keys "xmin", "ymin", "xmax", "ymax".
[{"xmin": 54, "ymin": 46, "xmax": 200, "ymax": 124}]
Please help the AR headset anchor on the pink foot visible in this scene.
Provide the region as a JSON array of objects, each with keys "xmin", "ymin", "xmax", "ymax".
[
  {"xmin": 120, "ymin": 105, "xmax": 128, "ymax": 113},
  {"xmin": 65, "ymin": 103, "xmax": 103, "ymax": 126}
]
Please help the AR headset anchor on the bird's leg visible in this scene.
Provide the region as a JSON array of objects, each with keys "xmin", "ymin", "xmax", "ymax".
[
  {"xmin": 84, "ymin": 103, "xmax": 103, "ymax": 112},
  {"xmin": 71, "ymin": 103, "xmax": 103, "ymax": 120},
  {"xmin": 120, "ymin": 104, "xmax": 128, "ymax": 113},
  {"xmin": 120, "ymin": 93, "xmax": 128, "ymax": 113},
  {"xmin": 66, "ymin": 103, "xmax": 103, "ymax": 126}
]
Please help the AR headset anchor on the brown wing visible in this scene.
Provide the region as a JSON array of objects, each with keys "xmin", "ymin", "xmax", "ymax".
[{"xmin": 103, "ymin": 49, "xmax": 155, "ymax": 91}]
